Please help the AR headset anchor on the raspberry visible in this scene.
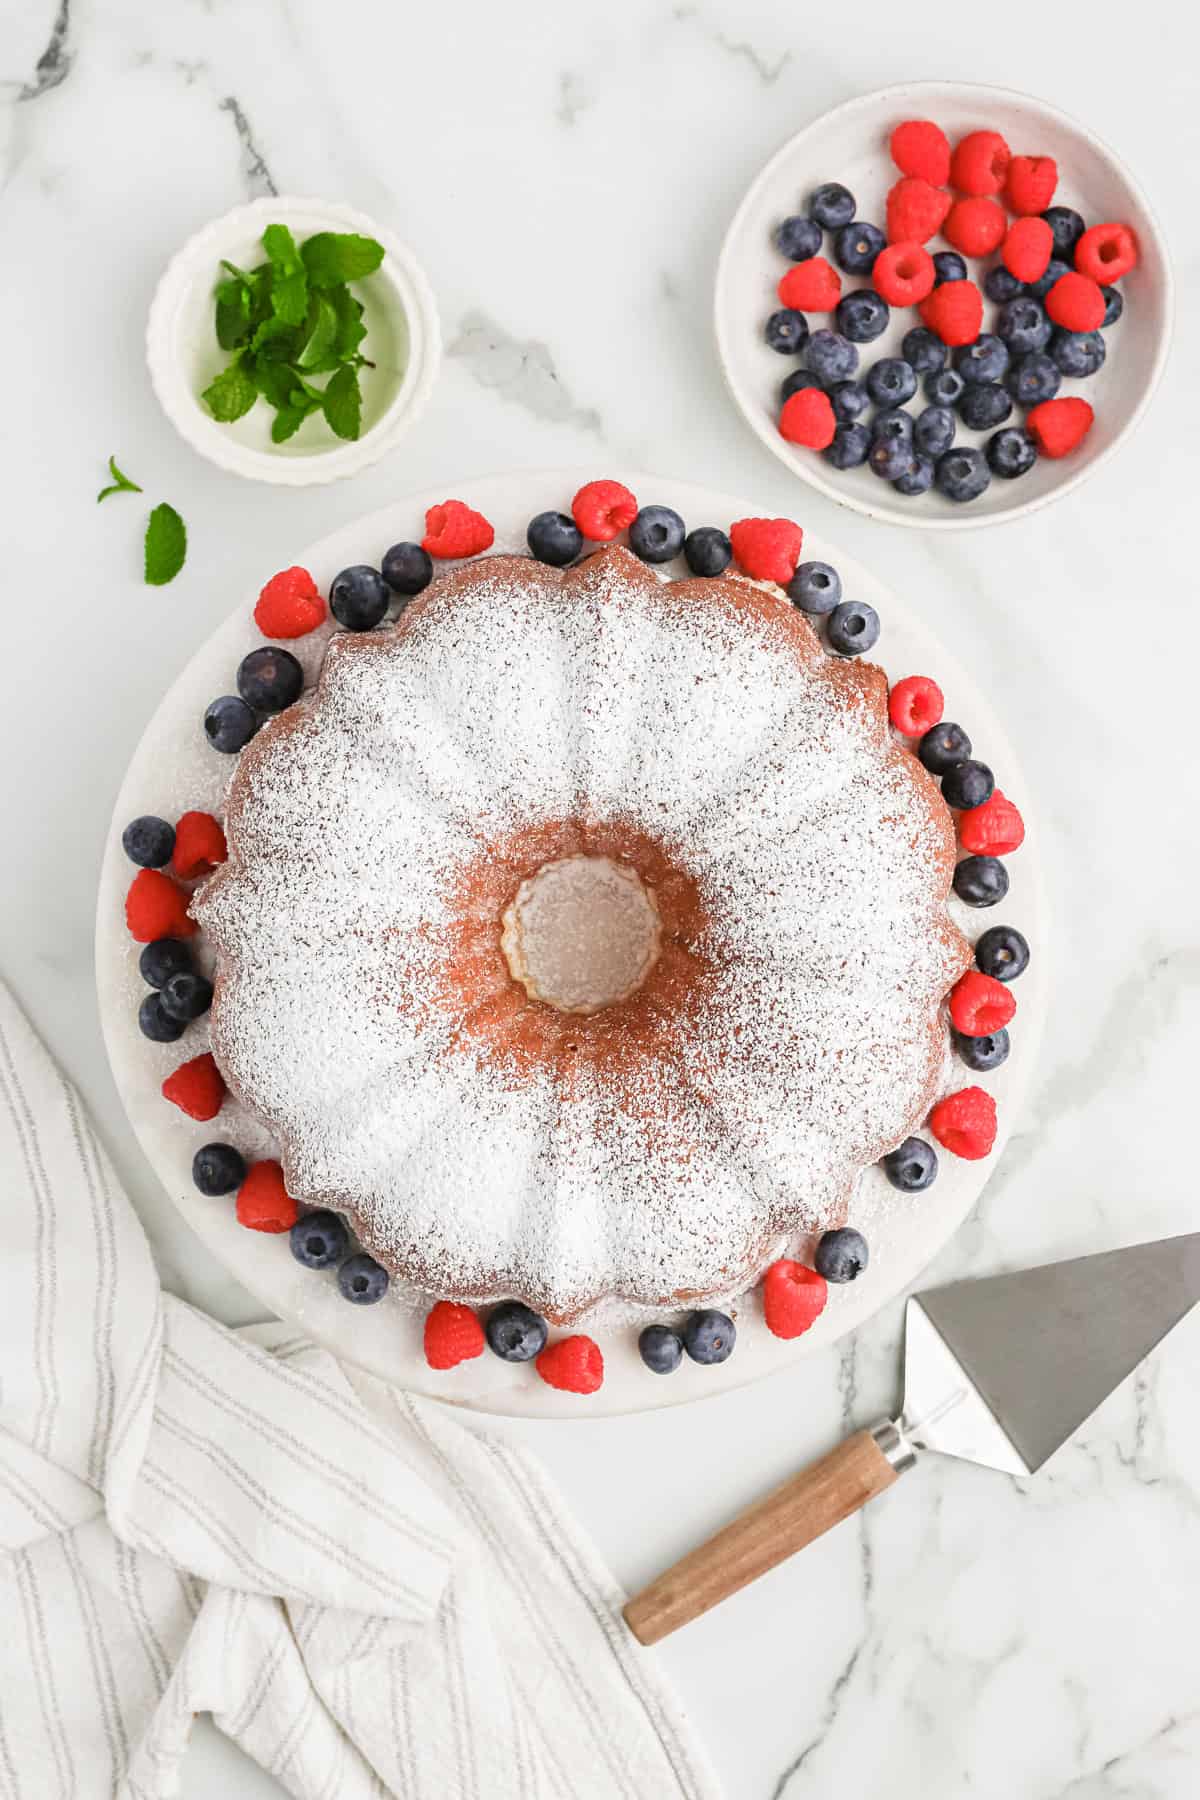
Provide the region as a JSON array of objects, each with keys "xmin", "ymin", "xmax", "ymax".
[
  {"xmin": 1075, "ymin": 222, "xmax": 1139, "ymax": 284},
  {"xmin": 930, "ymin": 1086, "xmax": 998, "ymax": 1160},
  {"xmin": 776, "ymin": 256, "xmax": 841, "ymax": 312},
  {"xmin": 236, "ymin": 1160, "xmax": 299, "ymax": 1234},
  {"xmin": 161, "ymin": 1052, "xmax": 226, "ymax": 1122},
  {"xmin": 729, "ymin": 516, "xmax": 805, "ymax": 583},
  {"xmin": 943, "ymin": 197, "xmax": 1007, "ymax": 258},
  {"xmin": 125, "ymin": 869, "xmax": 197, "ymax": 943},
  {"xmin": 536, "ymin": 1335, "xmax": 604, "ymax": 1394},
  {"xmin": 950, "ymin": 130, "xmax": 1010, "ymax": 197},
  {"xmin": 949, "ymin": 970, "xmax": 1017, "ymax": 1037},
  {"xmin": 1045, "ymin": 270, "xmax": 1105, "ymax": 332},
  {"xmin": 421, "ymin": 500, "xmax": 495, "ymax": 560},
  {"xmin": 888, "ymin": 675, "xmax": 944, "ymax": 736},
  {"xmin": 571, "ymin": 479, "xmax": 638, "ymax": 542},
  {"xmin": 172, "ymin": 811, "xmax": 227, "ymax": 881},
  {"xmin": 778, "ymin": 387, "xmax": 836, "ymax": 450},
  {"xmin": 1026, "ymin": 396, "xmax": 1094, "ymax": 459},
  {"xmin": 762, "ymin": 1258, "xmax": 828, "ymax": 1339},
  {"xmin": 1002, "ymin": 216, "xmax": 1054, "ymax": 283},
  {"xmin": 918, "ymin": 280, "xmax": 984, "ymax": 347},
  {"xmin": 886, "ymin": 177, "xmax": 952, "ymax": 245},
  {"xmin": 889, "ymin": 119, "xmax": 951, "ymax": 187},
  {"xmin": 424, "ymin": 1301, "xmax": 486, "ymax": 1370},
  {"xmin": 959, "ymin": 790, "xmax": 1025, "ymax": 856},
  {"xmin": 1006, "ymin": 155, "xmax": 1058, "ymax": 216},
  {"xmin": 873, "ymin": 242, "xmax": 935, "ymax": 306},
  {"xmin": 253, "ymin": 567, "xmax": 325, "ymax": 640}
]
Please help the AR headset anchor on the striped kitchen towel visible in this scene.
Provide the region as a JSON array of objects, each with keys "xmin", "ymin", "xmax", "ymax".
[{"xmin": 0, "ymin": 980, "xmax": 719, "ymax": 1800}]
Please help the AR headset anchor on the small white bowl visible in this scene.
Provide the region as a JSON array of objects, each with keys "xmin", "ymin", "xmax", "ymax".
[
  {"xmin": 714, "ymin": 82, "xmax": 1173, "ymax": 530},
  {"xmin": 146, "ymin": 196, "xmax": 441, "ymax": 486}
]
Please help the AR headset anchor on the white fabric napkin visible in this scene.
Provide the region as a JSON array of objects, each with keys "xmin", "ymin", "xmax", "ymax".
[{"xmin": 0, "ymin": 981, "xmax": 720, "ymax": 1800}]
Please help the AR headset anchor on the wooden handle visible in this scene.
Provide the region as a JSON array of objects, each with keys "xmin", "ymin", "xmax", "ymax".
[{"xmin": 623, "ymin": 1429, "xmax": 902, "ymax": 1645}]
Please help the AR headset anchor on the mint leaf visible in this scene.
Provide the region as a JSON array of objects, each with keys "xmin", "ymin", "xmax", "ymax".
[
  {"xmin": 262, "ymin": 223, "xmax": 301, "ymax": 274},
  {"xmin": 296, "ymin": 294, "xmax": 338, "ymax": 371},
  {"xmin": 253, "ymin": 359, "xmax": 299, "ymax": 409},
  {"xmin": 214, "ymin": 276, "xmax": 253, "ymax": 350},
  {"xmin": 322, "ymin": 363, "xmax": 362, "ymax": 440},
  {"xmin": 144, "ymin": 504, "xmax": 187, "ymax": 586},
  {"xmin": 201, "ymin": 357, "xmax": 258, "ymax": 422},
  {"xmin": 250, "ymin": 314, "xmax": 299, "ymax": 357},
  {"xmin": 271, "ymin": 400, "xmax": 318, "ymax": 443},
  {"xmin": 330, "ymin": 285, "xmax": 367, "ymax": 360},
  {"xmin": 262, "ymin": 223, "xmax": 308, "ymax": 327},
  {"xmin": 301, "ymin": 231, "xmax": 384, "ymax": 288},
  {"xmin": 96, "ymin": 455, "xmax": 142, "ymax": 503}
]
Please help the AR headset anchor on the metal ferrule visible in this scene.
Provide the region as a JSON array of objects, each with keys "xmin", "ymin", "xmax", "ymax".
[{"xmin": 869, "ymin": 1416, "xmax": 919, "ymax": 1474}]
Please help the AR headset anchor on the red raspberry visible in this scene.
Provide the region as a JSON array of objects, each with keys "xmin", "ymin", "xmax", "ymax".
[
  {"xmin": 959, "ymin": 790, "xmax": 1025, "ymax": 856},
  {"xmin": 236, "ymin": 1160, "xmax": 299, "ymax": 1234},
  {"xmin": 873, "ymin": 242, "xmax": 935, "ymax": 307},
  {"xmin": 919, "ymin": 280, "xmax": 984, "ymax": 347},
  {"xmin": 421, "ymin": 501, "xmax": 495, "ymax": 560},
  {"xmin": 888, "ymin": 675, "xmax": 945, "ymax": 736},
  {"xmin": 1026, "ymin": 396, "xmax": 1094, "ymax": 459},
  {"xmin": 1006, "ymin": 154, "xmax": 1058, "ymax": 216},
  {"xmin": 778, "ymin": 387, "xmax": 836, "ymax": 451},
  {"xmin": 949, "ymin": 970, "xmax": 1017, "ymax": 1037},
  {"xmin": 729, "ymin": 516, "xmax": 805, "ymax": 584},
  {"xmin": 424, "ymin": 1300, "xmax": 486, "ymax": 1370},
  {"xmin": 950, "ymin": 129, "xmax": 1010, "ymax": 196},
  {"xmin": 253, "ymin": 567, "xmax": 325, "ymax": 640},
  {"xmin": 1002, "ymin": 216, "xmax": 1054, "ymax": 283},
  {"xmin": 1075, "ymin": 222, "xmax": 1139, "ymax": 284},
  {"xmin": 889, "ymin": 119, "xmax": 951, "ymax": 187},
  {"xmin": 943, "ymin": 196, "xmax": 1007, "ymax": 258},
  {"xmin": 125, "ymin": 869, "xmax": 197, "ymax": 943},
  {"xmin": 1045, "ymin": 271, "xmax": 1105, "ymax": 332},
  {"xmin": 930, "ymin": 1086, "xmax": 998, "ymax": 1161},
  {"xmin": 886, "ymin": 177, "xmax": 952, "ymax": 245},
  {"xmin": 762, "ymin": 1258, "xmax": 828, "ymax": 1339},
  {"xmin": 161, "ymin": 1052, "xmax": 226, "ymax": 1122},
  {"xmin": 777, "ymin": 256, "xmax": 841, "ymax": 312},
  {"xmin": 536, "ymin": 1335, "xmax": 604, "ymax": 1395},
  {"xmin": 172, "ymin": 811, "xmax": 227, "ymax": 881},
  {"xmin": 571, "ymin": 479, "xmax": 638, "ymax": 542}
]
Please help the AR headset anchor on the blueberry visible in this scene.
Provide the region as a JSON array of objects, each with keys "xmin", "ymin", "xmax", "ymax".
[
  {"xmin": 788, "ymin": 560, "xmax": 842, "ymax": 614},
  {"xmin": 996, "ymin": 298, "xmax": 1052, "ymax": 358},
  {"xmin": 872, "ymin": 407, "xmax": 914, "ymax": 444},
  {"xmin": 1100, "ymin": 285, "xmax": 1124, "ymax": 328},
  {"xmin": 192, "ymin": 1142, "xmax": 246, "ymax": 1196},
  {"xmin": 828, "ymin": 379, "xmax": 870, "ymax": 422},
  {"xmin": 1050, "ymin": 328, "xmax": 1106, "ymax": 379},
  {"xmin": 984, "ymin": 265, "xmax": 1025, "ymax": 304},
  {"xmin": 827, "ymin": 601, "xmax": 880, "ymax": 656},
  {"xmin": 954, "ymin": 334, "xmax": 1010, "ymax": 387},
  {"xmin": 925, "ymin": 368, "xmax": 965, "ymax": 407},
  {"xmin": 941, "ymin": 759, "xmax": 995, "ymax": 810},
  {"xmin": 869, "ymin": 434, "xmax": 915, "ymax": 482},
  {"xmin": 823, "ymin": 423, "xmax": 871, "ymax": 469},
  {"xmin": 774, "ymin": 215, "xmax": 823, "ymax": 261},
  {"xmin": 882, "ymin": 1137, "xmax": 938, "ymax": 1192},
  {"xmin": 765, "ymin": 308, "xmax": 809, "ymax": 354},
  {"xmin": 836, "ymin": 290, "xmax": 890, "ymax": 344},
  {"xmin": 805, "ymin": 329, "xmax": 858, "ymax": 384},
  {"xmin": 1005, "ymin": 352, "xmax": 1060, "ymax": 408},
  {"xmin": 683, "ymin": 527, "xmax": 732, "ymax": 577},
  {"xmin": 894, "ymin": 454, "xmax": 934, "ymax": 497},
  {"xmin": 919, "ymin": 721, "xmax": 971, "ymax": 774},
  {"xmin": 683, "ymin": 1309, "xmax": 736, "ymax": 1365},
  {"xmin": 629, "ymin": 506, "xmax": 685, "ymax": 564},
  {"xmin": 815, "ymin": 1227, "xmax": 869, "ymax": 1283},
  {"xmin": 902, "ymin": 327, "xmax": 947, "ymax": 375},
  {"xmin": 867, "ymin": 357, "xmax": 917, "ymax": 406},
  {"xmin": 158, "ymin": 971, "xmax": 214, "ymax": 1022},
  {"xmin": 330, "ymin": 565, "xmax": 390, "ymax": 631},
  {"xmin": 986, "ymin": 427, "xmax": 1038, "ymax": 479},
  {"xmin": 955, "ymin": 1027, "xmax": 1011, "ymax": 1072},
  {"xmin": 1042, "ymin": 206, "xmax": 1085, "ymax": 256},
  {"xmin": 337, "ymin": 1253, "xmax": 390, "ymax": 1304},
  {"xmin": 486, "ymin": 1301, "xmax": 548, "ymax": 1361},
  {"xmin": 1027, "ymin": 256, "xmax": 1070, "ymax": 301},
  {"xmin": 289, "ymin": 1209, "xmax": 349, "ymax": 1269},
  {"xmin": 204, "ymin": 695, "xmax": 258, "ymax": 754},
  {"xmin": 953, "ymin": 855, "xmax": 1010, "ymax": 907},
  {"xmin": 809, "ymin": 182, "xmax": 855, "ymax": 230},
  {"xmin": 237, "ymin": 646, "xmax": 303, "ymax": 713},
  {"xmin": 974, "ymin": 924, "xmax": 1030, "ymax": 982},
  {"xmin": 914, "ymin": 405, "xmax": 955, "ymax": 458},
  {"xmin": 638, "ymin": 1324, "xmax": 684, "ymax": 1374},
  {"xmin": 381, "ymin": 541, "xmax": 433, "ymax": 597},
  {"xmin": 780, "ymin": 368, "xmax": 823, "ymax": 405},
  {"xmin": 527, "ymin": 511, "xmax": 583, "ymax": 566},
  {"xmin": 122, "ymin": 815, "xmax": 175, "ymax": 869},
  {"xmin": 933, "ymin": 251, "xmax": 968, "ymax": 286},
  {"xmin": 957, "ymin": 385, "xmax": 1011, "ymax": 432},
  {"xmin": 138, "ymin": 992, "xmax": 186, "ymax": 1042},
  {"xmin": 833, "ymin": 221, "xmax": 886, "ymax": 274},
  {"xmin": 140, "ymin": 939, "xmax": 192, "ymax": 989}
]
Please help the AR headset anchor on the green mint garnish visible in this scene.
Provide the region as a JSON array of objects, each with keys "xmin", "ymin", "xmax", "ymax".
[
  {"xmin": 322, "ymin": 363, "xmax": 362, "ymax": 441},
  {"xmin": 201, "ymin": 357, "xmax": 258, "ymax": 422},
  {"xmin": 301, "ymin": 231, "xmax": 385, "ymax": 288},
  {"xmin": 144, "ymin": 503, "xmax": 187, "ymax": 586},
  {"xmin": 96, "ymin": 455, "xmax": 142, "ymax": 503},
  {"xmin": 296, "ymin": 294, "xmax": 339, "ymax": 371}
]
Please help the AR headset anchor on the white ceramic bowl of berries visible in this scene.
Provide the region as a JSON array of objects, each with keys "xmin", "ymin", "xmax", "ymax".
[{"xmin": 715, "ymin": 82, "xmax": 1173, "ymax": 529}]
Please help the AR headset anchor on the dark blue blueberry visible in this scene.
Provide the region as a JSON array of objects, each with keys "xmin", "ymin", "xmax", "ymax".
[
  {"xmin": 867, "ymin": 357, "xmax": 917, "ymax": 406},
  {"xmin": 984, "ymin": 265, "xmax": 1025, "ymax": 304},
  {"xmin": 882, "ymin": 1137, "xmax": 938, "ymax": 1192},
  {"xmin": 138, "ymin": 992, "xmax": 186, "ymax": 1043},
  {"xmin": 957, "ymin": 384, "xmax": 1012, "ymax": 431},
  {"xmin": 787, "ymin": 560, "xmax": 842, "ymax": 614},
  {"xmin": 237, "ymin": 646, "xmax": 303, "ymax": 713},
  {"xmin": 527, "ymin": 511, "xmax": 583, "ymax": 566},
  {"xmin": 941, "ymin": 759, "xmax": 995, "ymax": 810},
  {"xmin": 954, "ymin": 333, "xmax": 1010, "ymax": 386},
  {"xmin": 975, "ymin": 924, "xmax": 1030, "ymax": 982},
  {"xmin": 289, "ymin": 1209, "xmax": 350, "ymax": 1269},
  {"xmin": 158, "ymin": 971, "xmax": 214, "ymax": 1023},
  {"xmin": 1042, "ymin": 207, "xmax": 1085, "ymax": 256},
  {"xmin": 953, "ymin": 855, "xmax": 1010, "ymax": 907},
  {"xmin": 1005, "ymin": 352, "xmax": 1060, "ymax": 408},
  {"xmin": 204, "ymin": 695, "xmax": 258, "ymax": 754},
  {"xmin": 683, "ymin": 527, "xmax": 732, "ymax": 577},
  {"xmin": 833, "ymin": 221, "xmax": 886, "ymax": 274},
  {"xmin": 933, "ymin": 251, "xmax": 968, "ymax": 286},
  {"xmin": 836, "ymin": 289, "xmax": 890, "ymax": 343},
  {"xmin": 827, "ymin": 600, "xmax": 880, "ymax": 656},
  {"xmin": 337, "ymin": 1253, "xmax": 390, "ymax": 1304},
  {"xmin": 192, "ymin": 1142, "xmax": 246, "ymax": 1196},
  {"xmin": 869, "ymin": 434, "xmax": 915, "ymax": 481},
  {"xmin": 914, "ymin": 405, "xmax": 956, "ymax": 458},
  {"xmin": 823, "ymin": 422, "xmax": 871, "ymax": 469},
  {"xmin": 765, "ymin": 308, "xmax": 809, "ymax": 354},
  {"xmin": 805, "ymin": 329, "xmax": 858, "ymax": 384},
  {"xmin": 902, "ymin": 327, "xmax": 947, "ymax": 375},
  {"xmin": 814, "ymin": 1227, "xmax": 869, "ymax": 1283},
  {"xmin": 381, "ymin": 541, "xmax": 433, "ymax": 597},
  {"xmin": 936, "ymin": 446, "xmax": 992, "ymax": 502},
  {"xmin": 774, "ymin": 214, "xmax": 823, "ymax": 261},
  {"xmin": 1027, "ymin": 256, "xmax": 1070, "ymax": 301},
  {"xmin": 925, "ymin": 367, "xmax": 965, "ymax": 407},
  {"xmin": 955, "ymin": 1027, "xmax": 1011, "ymax": 1072},
  {"xmin": 828, "ymin": 379, "xmax": 870, "ymax": 422},
  {"xmin": 1100, "ymin": 285, "xmax": 1124, "ymax": 327},
  {"xmin": 872, "ymin": 407, "xmax": 914, "ymax": 444},
  {"xmin": 638, "ymin": 1324, "xmax": 684, "ymax": 1374},
  {"xmin": 808, "ymin": 182, "xmax": 855, "ymax": 230},
  {"xmin": 330, "ymin": 565, "xmax": 390, "ymax": 631},
  {"xmin": 486, "ymin": 1301, "xmax": 548, "ymax": 1361},
  {"xmin": 919, "ymin": 721, "xmax": 971, "ymax": 774},
  {"xmin": 1050, "ymin": 328, "xmax": 1106, "ymax": 379},
  {"xmin": 683, "ymin": 1309, "xmax": 736, "ymax": 1365},
  {"xmin": 780, "ymin": 368, "xmax": 823, "ymax": 404},
  {"xmin": 122, "ymin": 816, "xmax": 175, "ymax": 869},
  {"xmin": 629, "ymin": 506, "xmax": 685, "ymax": 564},
  {"xmin": 139, "ymin": 938, "xmax": 192, "ymax": 989},
  {"xmin": 986, "ymin": 427, "xmax": 1038, "ymax": 479},
  {"xmin": 894, "ymin": 454, "xmax": 934, "ymax": 496}
]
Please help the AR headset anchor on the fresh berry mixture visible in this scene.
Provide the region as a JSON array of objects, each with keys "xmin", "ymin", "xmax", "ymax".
[{"xmin": 889, "ymin": 120, "xmax": 951, "ymax": 187}]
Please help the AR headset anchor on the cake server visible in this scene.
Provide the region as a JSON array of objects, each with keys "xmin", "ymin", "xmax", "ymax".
[{"xmin": 623, "ymin": 1233, "xmax": 1200, "ymax": 1645}]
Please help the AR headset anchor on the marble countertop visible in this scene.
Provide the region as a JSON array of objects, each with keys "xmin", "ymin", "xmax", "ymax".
[{"xmin": 3, "ymin": 3, "xmax": 1199, "ymax": 1795}]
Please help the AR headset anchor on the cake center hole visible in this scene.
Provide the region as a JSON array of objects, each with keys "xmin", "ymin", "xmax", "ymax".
[{"xmin": 500, "ymin": 855, "xmax": 662, "ymax": 1015}]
